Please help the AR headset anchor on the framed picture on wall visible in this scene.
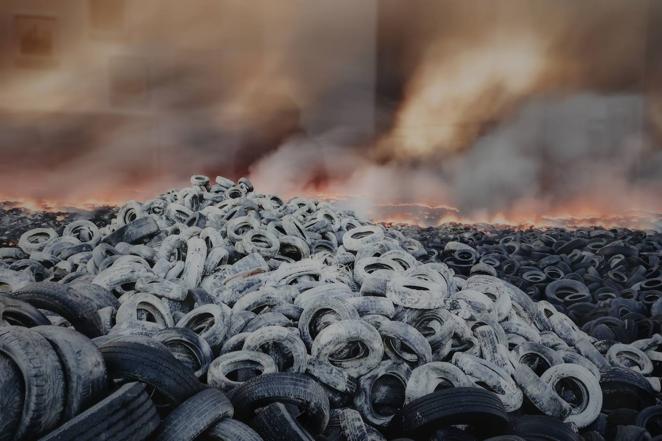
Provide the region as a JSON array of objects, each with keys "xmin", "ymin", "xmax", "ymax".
[{"xmin": 13, "ymin": 14, "xmax": 58, "ymax": 68}]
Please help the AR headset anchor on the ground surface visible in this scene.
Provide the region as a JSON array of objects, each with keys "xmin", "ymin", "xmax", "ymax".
[{"xmin": 0, "ymin": 202, "xmax": 115, "ymax": 247}]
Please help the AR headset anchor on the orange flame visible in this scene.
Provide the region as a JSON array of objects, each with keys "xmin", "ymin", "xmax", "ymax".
[{"xmin": 2, "ymin": 188, "xmax": 660, "ymax": 230}]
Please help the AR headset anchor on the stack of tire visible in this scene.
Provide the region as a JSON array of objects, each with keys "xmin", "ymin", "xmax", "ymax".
[
  {"xmin": 397, "ymin": 224, "xmax": 662, "ymax": 344},
  {"xmin": 0, "ymin": 175, "xmax": 659, "ymax": 441}
]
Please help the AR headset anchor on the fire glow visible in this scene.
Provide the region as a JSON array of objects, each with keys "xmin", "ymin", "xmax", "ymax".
[{"xmin": 4, "ymin": 190, "xmax": 660, "ymax": 231}]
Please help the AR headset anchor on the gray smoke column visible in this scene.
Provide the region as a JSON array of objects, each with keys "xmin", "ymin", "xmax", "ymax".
[
  {"xmin": 250, "ymin": 94, "xmax": 662, "ymax": 222},
  {"xmin": 446, "ymin": 94, "xmax": 661, "ymax": 217}
]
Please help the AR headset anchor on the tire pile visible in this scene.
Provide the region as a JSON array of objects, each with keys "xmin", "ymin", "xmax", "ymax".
[
  {"xmin": 0, "ymin": 176, "xmax": 659, "ymax": 441},
  {"xmin": 0, "ymin": 202, "xmax": 115, "ymax": 247},
  {"xmin": 396, "ymin": 223, "xmax": 662, "ymax": 345}
]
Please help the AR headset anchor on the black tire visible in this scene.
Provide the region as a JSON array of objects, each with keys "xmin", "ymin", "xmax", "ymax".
[
  {"xmin": 305, "ymin": 359, "xmax": 356, "ymax": 408},
  {"xmin": 581, "ymin": 432, "xmax": 606, "ymax": 441},
  {"xmin": 102, "ymin": 216, "xmax": 160, "ymax": 246},
  {"xmin": 388, "ymin": 387, "xmax": 509, "ymax": 438},
  {"xmin": 510, "ymin": 415, "xmax": 579, "ymax": 441},
  {"xmin": 354, "ymin": 360, "xmax": 409, "ymax": 428},
  {"xmin": 230, "ymin": 372, "xmax": 330, "ymax": 434},
  {"xmin": 33, "ymin": 326, "xmax": 108, "ymax": 420},
  {"xmin": 98, "ymin": 338, "xmax": 204, "ymax": 405},
  {"xmin": 202, "ymin": 418, "xmax": 264, "ymax": 441},
  {"xmin": 321, "ymin": 409, "xmax": 342, "ymax": 441},
  {"xmin": 152, "ymin": 388, "xmax": 233, "ymax": 441},
  {"xmin": 176, "ymin": 304, "xmax": 230, "ymax": 353},
  {"xmin": 607, "ymin": 407, "xmax": 639, "ymax": 434},
  {"xmin": 11, "ymin": 282, "xmax": 104, "ymax": 337},
  {"xmin": 0, "ymin": 326, "xmax": 65, "ymax": 440},
  {"xmin": 600, "ymin": 367, "xmax": 656, "ymax": 411},
  {"xmin": 69, "ymin": 283, "xmax": 120, "ymax": 310},
  {"xmin": 38, "ymin": 382, "xmax": 160, "ymax": 441},
  {"xmin": 0, "ymin": 354, "xmax": 24, "ymax": 441},
  {"xmin": 636, "ymin": 405, "xmax": 662, "ymax": 436},
  {"xmin": 613, "ymin": 425, "xmax": 653, "ymax": 441},
  {"xmin": 430, "ymin": 427, "xmax": 477, "ymax": 440},
  {"xmin": 331, "ymin": 408, "xmax": 368, "ymax": 441},
  {"xmin": 545, "ymin": 279, "xmax": 591, "ymax": 306},
  {"xmin": 585, "ymin": 413, "xmax": 608, "ymax": 438},
  {"xmin": 249, "ymin": 403, "xmax": 315, "ymax": 441},
  {"xmin": 0, "ymin": 295, "xmax": 50, "ymax": 327},
  {"xmin": 153, "ymin": 327, "xmax": 213, "ymax": 378}
]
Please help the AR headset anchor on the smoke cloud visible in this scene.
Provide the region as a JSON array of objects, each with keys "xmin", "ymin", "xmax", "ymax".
[
  {"xmin": 0, "ymin": 0, "xmax": 660, "ymax": 223},
  {"xmin": 251, "ymin": 93, "xmax": 661, "ymax": 222}
]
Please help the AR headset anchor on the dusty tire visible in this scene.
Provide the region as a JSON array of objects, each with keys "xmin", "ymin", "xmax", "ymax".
[
  {"xmin": 540, "ymin": 363, "xmax": 602, "ymax": 428},
  {"xmin": 207, "ymin": 350, "xmax": 277, "ymax": 391},
  {"xmin": 115, "ymin": 293, "xmax": 174, "ymax": 329},
  {"xmin": 18, "ymin": 228, "xmax": 57, "ymax": 254},
  {"xmin": 98, "ymin": 337, "xmax": 204, "ymax": 405},
  {"xmin": 0, "ymin": 326, "xmax": 65, "ymax": 440},
  {"xmin": 336, "ymin": 408, "xmax": 369, "ymax": 441},
  {"xmin": 249, "ymin": 403, "xmax": 315, "ymax": 441},
  {"xmin": 298, "ymin": 298, "xmax": 359, "ymax": 348},
  {"xmin": 33, "ymin": 326, "xmax": 108, "ymax": 420},
  {"xmin": 230, "ymin": 372, "xmax": 330, "ymax": 434},
  {"xmin": 176, "ymin": 304, "xmax": 231, "ymax": 353},
  {"xmin": 354, "ymin": 360, "xmax": 410, "ymax": 427},
  {"xmin": 152, "ymin": 388, "xmax": 233, "ymax": 441},
  {"xmin": 311, "ymin": 320, "xmax": 384, "ymax": 377},
  {"xmin": 38, "ymin": 382, "xmax": 160, "ymax": 441},
  {"xmin": 405, "ymin": 362, "xmax": 473, "ymax": 404},
  {"xmin": 11, "ymin": 282, "xmax": 104, "ymax": 337},
  {"xmin": 606, "ymin": 343, "xmax": 653, "ymax": 375},
  {"xmin": 513, "ymin": 364, "xmax": 571, "ymax": 419},
  {"xmin": 181, "ymin": 237, "xmax": 207, "ymax": 289},
  {"xmin": 153, "ymin": 327, "xmax": 214, "ymax": 378},
  {"xmin": 452, "ymin": 352, "xmax": 522, "ymax": 412},
  {"xmin": 0, "ymin": 295, "xmax": 50, "ymax": 327},
  {"xmin": 243, "ymin": 326, "xmax": 307, "ymax": 373},
  {"xmin": 305, "ymin": 359, "xmax": 357, "ymax": 407},
  {"xmin": 372, "ymin": 319, "xmax": 432, "ymax": 366},
  {"xmin": 385, "ymin": 275, "xmax": 446, "ymax": 310},
  {"xmin": 512, "ymin": 342, "xmax": 563, "ymax": 376},
  {"xmin": 0, "ymin": 354, "xmax": 23, "ymax": 441}
]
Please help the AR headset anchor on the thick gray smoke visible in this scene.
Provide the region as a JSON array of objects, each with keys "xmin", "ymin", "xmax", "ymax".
[
  {"xmin": 251, "ymin": 93, "xmax": 662, "ymax": 221},
  {"xmin": 447, "ymin": 94, "xmax": 661, "ymax": 216}
]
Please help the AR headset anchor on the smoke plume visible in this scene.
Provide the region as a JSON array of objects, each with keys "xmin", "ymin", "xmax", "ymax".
[{"xmin": 0, "ymin": 0, "xmax": 660, "ymax": 223}]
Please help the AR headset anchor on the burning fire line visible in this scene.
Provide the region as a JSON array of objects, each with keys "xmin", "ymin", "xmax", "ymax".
[{"xmin": 3, "ymin": 191, "xmax": 660, "ymax": 231}]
